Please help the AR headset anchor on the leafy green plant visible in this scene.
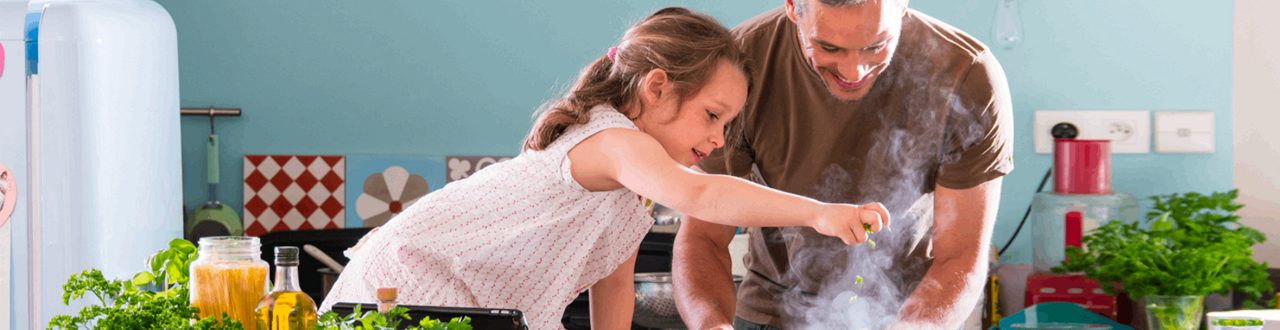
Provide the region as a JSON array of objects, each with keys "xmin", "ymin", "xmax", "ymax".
[
  {"xmin": 49, "ymin": 239, "xmax": 244, "ymax": 329},
  {"xmin": 1055, "ymin": 190, "xmax": 1273, "ymax": 304},
  {"xmin": 317, "ymin": 304, "xmax": 472, "ymax": 330},
  {"xmin": 134, "ymin": 238, "xmax": 200, "ymax": 290}
]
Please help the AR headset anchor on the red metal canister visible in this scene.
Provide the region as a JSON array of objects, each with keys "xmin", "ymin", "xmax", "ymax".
[{"xmin": 1053, "ymin": 139, "xmax": 1111, "ymax": 194}]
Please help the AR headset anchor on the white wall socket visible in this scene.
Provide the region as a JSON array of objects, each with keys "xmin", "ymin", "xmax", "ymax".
[{"xmin": 1033, "ymin": 110, "xmax": 1151, "ymax": 154}]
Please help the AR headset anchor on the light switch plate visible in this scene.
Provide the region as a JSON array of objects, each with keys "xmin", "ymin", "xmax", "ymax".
[{"xmin": 1154, "ymin": 111, "xmax": 1214, "ymax": 153}]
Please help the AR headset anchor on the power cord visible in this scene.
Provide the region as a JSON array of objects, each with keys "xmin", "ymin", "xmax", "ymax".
[{"xmin": 997, "ymin": 167, "xmax": 1052, "ymax": 257}]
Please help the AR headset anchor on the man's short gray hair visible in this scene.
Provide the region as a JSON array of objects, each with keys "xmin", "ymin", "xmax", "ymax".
[
  {"xmin": 794, "ymin": 0, "xmax": 903, "ymax": 18},
  {"xmin": 794, "ymin": 0, "xmax": 869, "ymax": 17}
]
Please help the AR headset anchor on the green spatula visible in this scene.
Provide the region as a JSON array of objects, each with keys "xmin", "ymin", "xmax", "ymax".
[{"xmin": 187, "ymin": 125, "xmax": 243, "ymax": 239}]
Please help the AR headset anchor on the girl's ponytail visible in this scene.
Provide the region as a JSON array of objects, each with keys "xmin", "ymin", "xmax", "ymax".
[{"xmin": 524, "ymin": 55, "xmax": 621, "ymax": 151}]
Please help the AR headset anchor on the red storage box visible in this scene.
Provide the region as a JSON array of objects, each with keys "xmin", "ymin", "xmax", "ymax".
[{"xmin": 1025, "ymin": 273, "xmax": 1118, "ymax": 320}]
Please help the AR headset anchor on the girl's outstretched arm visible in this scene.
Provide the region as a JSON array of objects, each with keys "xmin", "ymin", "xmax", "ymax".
[{"xmin": 568, "ymin": 128, "xmax": 888, "ymax": 245}]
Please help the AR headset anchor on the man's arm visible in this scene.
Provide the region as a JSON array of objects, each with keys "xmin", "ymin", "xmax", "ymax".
[
  {"xmin": 590, "ymin": 249, "xmax": 638, "ymax": 329},
  {"xmin": 673, "ymin": 216, "xmax": 739, "ymax": 330},
  {"xmin": 894, "ymin": 177, "xmax": 1002, "ymax": 328}
]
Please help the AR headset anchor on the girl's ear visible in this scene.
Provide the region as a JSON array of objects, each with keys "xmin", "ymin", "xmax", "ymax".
[{"xmin": 638, "ymin": 68, "xmax": 671, "ymax": 109}]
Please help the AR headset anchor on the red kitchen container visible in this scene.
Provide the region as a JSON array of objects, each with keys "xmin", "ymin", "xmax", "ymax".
[
  {"xmin": 1054, "ymin": 139, "xmax": 1111, "ymax": 195},
  {"xmin": 1025, "ymin": 273, "xmax": 1118, "ymax": 320}
]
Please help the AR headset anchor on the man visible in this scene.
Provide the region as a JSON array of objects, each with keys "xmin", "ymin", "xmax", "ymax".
[{"xmin": 673, "ymin": 0, "xmax": 1013, "ymax": 328}]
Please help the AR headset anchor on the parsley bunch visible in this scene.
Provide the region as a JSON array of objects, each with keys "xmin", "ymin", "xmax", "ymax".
[
  {"xmin": 49, "ymin": 239, "xmax": 244, "ymax": 329},
  {"xmin": 317, "ymin": 304, "xmax": 472, "ymax": 330},
  {"xmin": 1055, "ymin": 190, "xmax": 1273, "ymax": 304}
]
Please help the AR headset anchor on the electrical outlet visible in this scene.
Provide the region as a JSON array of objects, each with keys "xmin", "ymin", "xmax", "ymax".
[{"xmin": 1033, "ymin": 110, "xmax": 1150, "ymax": 154}]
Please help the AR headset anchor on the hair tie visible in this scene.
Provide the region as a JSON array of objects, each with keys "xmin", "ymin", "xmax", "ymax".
[{"xmin": 607, "ymin": 47, "xmax": 618, "ymax": 61}]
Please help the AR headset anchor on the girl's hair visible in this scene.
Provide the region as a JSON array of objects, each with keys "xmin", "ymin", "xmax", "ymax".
[{"xmin": 523, "ymin": 7, "xmax": 749, "ymax": 151}]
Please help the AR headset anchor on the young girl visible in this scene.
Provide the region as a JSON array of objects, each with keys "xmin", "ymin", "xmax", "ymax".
[{"xmin": 320, "ymin": 7, "xmax": 888, "ymax": 329}]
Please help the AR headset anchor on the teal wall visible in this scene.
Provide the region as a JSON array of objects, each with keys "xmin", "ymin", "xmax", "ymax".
[{"xmin": 158, "ymin": 0, "xmax": 1235, "ymax": 264}]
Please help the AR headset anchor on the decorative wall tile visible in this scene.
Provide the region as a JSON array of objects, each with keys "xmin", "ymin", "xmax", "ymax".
[
  {"xmin": 446, "ymin": 155, "xmax": 514, "ymax": 183},
  {"xmin": 345, "ymin": 155, "xmax": 445, "ymax": 228},
  {"xmin": 244, "ymin": 155, "xmax": 345, "ymax": 236}
]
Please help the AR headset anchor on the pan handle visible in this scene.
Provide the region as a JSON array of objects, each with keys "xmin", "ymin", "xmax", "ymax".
[{"xmin": 304, "ymin": 244, "xmax": 345, "ymax": 273}]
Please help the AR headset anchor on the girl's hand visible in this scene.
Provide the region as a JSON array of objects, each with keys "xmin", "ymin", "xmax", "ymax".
[{"xmin": 810, "ymin": 202, "xmax": 890, "ymax": 245}]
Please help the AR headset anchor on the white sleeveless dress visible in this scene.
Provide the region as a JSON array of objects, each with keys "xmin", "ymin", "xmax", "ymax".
[{"xmin": 320, "ymin": 106, "xmax": 653, "ymax": 330}]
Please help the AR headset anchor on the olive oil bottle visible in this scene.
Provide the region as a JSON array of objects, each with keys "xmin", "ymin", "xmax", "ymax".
[{"xmin": 255, "ymin": 246, "xmax": 318, "ymax": 330}]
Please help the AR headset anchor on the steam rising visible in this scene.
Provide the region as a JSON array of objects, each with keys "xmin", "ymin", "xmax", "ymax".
[{"xmin": 773, "ymin": 32, "xmax": 995, "ymax": 328}]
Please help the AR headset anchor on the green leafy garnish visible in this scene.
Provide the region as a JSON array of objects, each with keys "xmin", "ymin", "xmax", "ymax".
[
  {"xmin": 317, "ymin": 305, "xmax": 472, "ymax": 330},
  {"xmin": 850, "ymin": 223, "xmax": 875, "ymax": 305},
  {"xmin": 1212, "ymin": 318, "xmax": 1264, "ymax": 326},
  {"xmin": 863, "ymin": 223, "xmax": 876, "ymax": 250}
]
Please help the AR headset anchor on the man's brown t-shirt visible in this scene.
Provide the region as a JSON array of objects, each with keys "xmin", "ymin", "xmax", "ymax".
[{"xmin": 698, "ymin": 7, "xmax": 1014, "ymax": 327}]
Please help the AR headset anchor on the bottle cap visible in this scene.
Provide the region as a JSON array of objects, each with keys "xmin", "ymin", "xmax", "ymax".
[
  {"xmin": 275, "ymin": 246, "xmax": 300, "ymax": 266},
  {"xmin": 377, "ymin": 287, "xmax": 397, "ymax": 302}
]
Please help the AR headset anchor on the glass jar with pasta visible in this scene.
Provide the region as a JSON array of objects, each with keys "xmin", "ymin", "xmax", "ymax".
[{"xmin": 190, "ymin": 236, "xmax": 269, "ymax": 330}]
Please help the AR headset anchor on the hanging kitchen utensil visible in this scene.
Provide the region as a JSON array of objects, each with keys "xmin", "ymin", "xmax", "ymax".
[{"xmin": 187, "ymin": 116, "xmax": 243, "ymax": 240}]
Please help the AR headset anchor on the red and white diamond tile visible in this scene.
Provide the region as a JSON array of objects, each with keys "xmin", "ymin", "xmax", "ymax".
[{"xmin": 244, "ymin": 155, "xmax": 345, "ymax": 236}]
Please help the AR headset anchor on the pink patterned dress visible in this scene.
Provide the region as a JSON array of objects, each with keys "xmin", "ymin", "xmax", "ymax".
[{"xmin": 320, "ymin": 106, "xmax": 653, "ymax": 329}]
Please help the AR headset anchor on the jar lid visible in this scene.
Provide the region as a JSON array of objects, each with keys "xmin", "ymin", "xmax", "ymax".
[{"xmin": 197, "ymin": 236, "xmax": 261, "ymax": 254}]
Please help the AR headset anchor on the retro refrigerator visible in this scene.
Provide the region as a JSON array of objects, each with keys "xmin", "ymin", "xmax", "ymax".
[{"xmin": 1, "ymin": 0, "xmax": 183, "ymax": 328}]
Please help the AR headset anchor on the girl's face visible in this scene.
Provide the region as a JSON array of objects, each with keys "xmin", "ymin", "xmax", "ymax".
[{"xmin": 635, "ymin": 60, "xmax": 748, "ymax": 167}]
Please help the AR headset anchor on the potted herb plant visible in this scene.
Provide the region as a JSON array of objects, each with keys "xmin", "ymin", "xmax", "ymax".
[{"xmin": 1055, "ymin": 190, "xmax": 1273, "ymax": 330}]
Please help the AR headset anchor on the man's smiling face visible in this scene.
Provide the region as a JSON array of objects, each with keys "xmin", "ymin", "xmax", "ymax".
[{"xmin": 787, "ymin": 0, "xmax": 907, "ymax": 102}]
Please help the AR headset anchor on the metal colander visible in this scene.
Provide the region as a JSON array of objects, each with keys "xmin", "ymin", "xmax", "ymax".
[{"xmin": 633, "ymin": 272, "xmax": 743, "ymax": 329}]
